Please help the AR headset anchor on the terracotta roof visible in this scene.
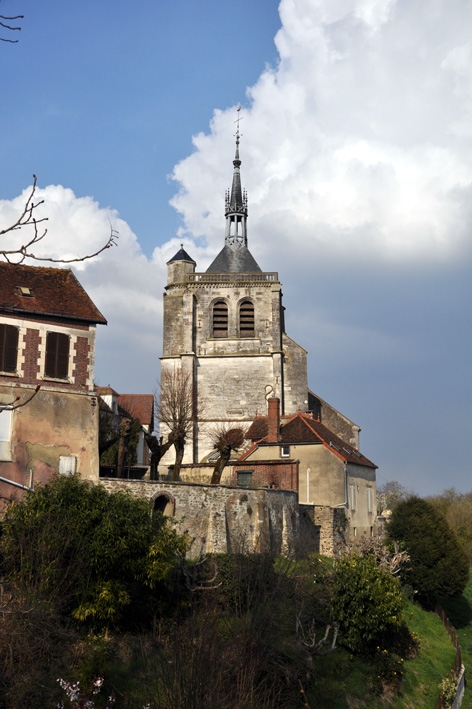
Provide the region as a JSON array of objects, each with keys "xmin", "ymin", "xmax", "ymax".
[
  {"xmin": 118, "ymin": 394, "xmax": 154, "ymax": 426},
  {"xmin": 95, "ymin": 385, "xmax": 119, "ymax": 396},
  {"xmin": 246, "ymin": 411, "xmax": 376, "ymax": 469},
  {"xmin": 0, "ymin": 263, "xmax": 107, "ymax": 324}
]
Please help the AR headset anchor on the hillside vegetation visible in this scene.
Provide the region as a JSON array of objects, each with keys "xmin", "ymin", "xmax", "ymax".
[{"xmin": 0, "ymin": 475, "xmax": 469, "ymax": 708}]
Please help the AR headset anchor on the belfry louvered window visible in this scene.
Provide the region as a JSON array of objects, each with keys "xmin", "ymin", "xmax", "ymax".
[
  {"xmin": 239, "ymin": 300, "xmax": 255, "ymax": 337},
  {"xmin": 45, "ymin": 332, "xmax": 70, "ymax": 379},
  {"xmin": 212, "ymin": 301, "xmax": 228, "ymax": 338},
  {"xmin": 0, "ymin": 324, "xmax": 19, "ymax": 373}
]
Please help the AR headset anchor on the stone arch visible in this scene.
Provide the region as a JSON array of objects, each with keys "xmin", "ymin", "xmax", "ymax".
[{"xmin": 151, "ymin": 491, "xmax": 176, "ymax": 517}]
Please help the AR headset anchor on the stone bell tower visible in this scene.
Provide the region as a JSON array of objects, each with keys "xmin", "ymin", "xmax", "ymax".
[{"xmin": 161, "ymin": 126, "xmax": 309, "ymax": 463}]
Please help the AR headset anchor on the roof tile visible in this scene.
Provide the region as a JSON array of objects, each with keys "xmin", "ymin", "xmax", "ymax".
[{"xmin": 0, "ymin": 263, "xmax": 107, "ymax": 324}]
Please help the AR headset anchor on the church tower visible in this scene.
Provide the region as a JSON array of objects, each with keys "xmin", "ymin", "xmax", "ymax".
[{"xmin": 161, "ymin": 128, "xmax": 309, "ymax": 463}]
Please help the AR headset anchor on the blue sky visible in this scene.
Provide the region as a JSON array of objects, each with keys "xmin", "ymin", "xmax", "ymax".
[{"xmin": 1, "ymin": 0, "xmax": 471, "ymax": 496}]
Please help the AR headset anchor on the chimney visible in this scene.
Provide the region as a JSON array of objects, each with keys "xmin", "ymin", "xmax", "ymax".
[{"xmin": 267, "ymin": 397, "xmax": 280, "ymax": 443}]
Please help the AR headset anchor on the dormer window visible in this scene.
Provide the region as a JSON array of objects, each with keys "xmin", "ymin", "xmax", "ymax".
[
  {"xmin": 17, "ymin": 286, "xmax": 33, "ymax": 297},
  {"xmin": 239, "ymin": 300, "xmax": 255, "ymax": 337},
  {"xmin": 212, "ymin": 301, "xmax": 228, "ymax": 338}
]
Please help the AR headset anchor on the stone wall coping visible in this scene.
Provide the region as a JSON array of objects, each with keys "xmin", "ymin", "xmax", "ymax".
[{"xmin": 99, "ymin": 477, "xmax": 298, "ymax": 498}]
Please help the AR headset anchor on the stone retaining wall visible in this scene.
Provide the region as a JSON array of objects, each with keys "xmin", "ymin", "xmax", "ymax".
[{"xmin": 100, "ymin": 478, "xmax": 298, "ymax": 558}]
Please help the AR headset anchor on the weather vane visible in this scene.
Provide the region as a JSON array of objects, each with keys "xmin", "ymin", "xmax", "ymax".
[{"xmin": 234, "ymin": 106, "xmax": 243, "ymax": 141}]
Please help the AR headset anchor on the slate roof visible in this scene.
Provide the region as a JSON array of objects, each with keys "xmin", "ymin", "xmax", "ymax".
[
  {"xmin": 245, "ymin": 411, "xmax": 377, "ymax": 469},
  {"xmin": 0, "ymin": 263, "xmax": 107, "ymax": 324},
  {"xmin": 206, "ymin": 245, "xmax": 262, "ymax": 273},
  {"xmin": 167, "ymin": 246, "xmax": 196, "ymax": 265},
  {"xmin": 118, "ymin": 394, "xmax": 154, "ymax": 427}
]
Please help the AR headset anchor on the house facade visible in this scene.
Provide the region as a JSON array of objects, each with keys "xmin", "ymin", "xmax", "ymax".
[
  {"xmin": 237, "ymin": 397, "xmax": 378, "ymax": 541},
  {"xmin": 0, "ymin": 263, "xmax": 106, "ymax": 501}
]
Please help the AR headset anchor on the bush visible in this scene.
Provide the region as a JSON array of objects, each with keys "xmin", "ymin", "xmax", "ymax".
[
  {"xmin": 387, "ymin": 496, "xmax": 469, "ymax": 603},
  {"xmin": 1, "ymin": 474, "xmax": 188, "ymax": 627},
  {"xmin": 331, "ymin": 552, "xmax": 406, "ymax": 655}
]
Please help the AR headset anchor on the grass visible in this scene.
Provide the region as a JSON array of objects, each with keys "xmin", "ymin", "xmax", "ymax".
[
  {"xmin": 307, "ymin": 600, "xmax": 455, "ymax": 709},
  {"xmin": 439, "ymin": 570, "xmax": 472, "ymax": 709}
]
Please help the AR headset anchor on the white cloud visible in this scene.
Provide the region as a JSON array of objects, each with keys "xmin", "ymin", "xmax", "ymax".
[
  {"xmin": 171, "ymin": 0, "xmax": 472, "ymax": 266},
  {"xmin": 0, "ymin": 185, "xmax": 165, "ymax": 393}
]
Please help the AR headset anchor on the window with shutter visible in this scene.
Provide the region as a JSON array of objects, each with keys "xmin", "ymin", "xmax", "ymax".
[
  {"xmin": 239, "ymin": 300, "xmax": 255, "ymax": 337},
  {"xmin": 0, "ymin": 324, "xmax": 19, "ymax": 373},
  {"xmin": 212, "ymin": 301, "xmax": 228, "ymax": 338},
  {"xmin": 45, "ymin": 332, "xmax": 70, "ymax": 379}
]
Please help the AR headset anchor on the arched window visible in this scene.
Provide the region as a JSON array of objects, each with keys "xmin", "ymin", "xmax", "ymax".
[
  {"xmin": 239, "ymin": 300, "xmax": 254, "ymax": 337},
  {"xmin": 212, "ymin": 300, "xmax": 228, "ymax": 338}
]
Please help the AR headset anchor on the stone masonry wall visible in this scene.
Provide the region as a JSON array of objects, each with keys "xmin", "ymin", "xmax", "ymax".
[
  {"xmin": 299, "ymin": 504, "xmax": 347, "ymax": 557},
  {"xmin": 100, "ymin": 479, "xmax": 299, "ymax": 558}
]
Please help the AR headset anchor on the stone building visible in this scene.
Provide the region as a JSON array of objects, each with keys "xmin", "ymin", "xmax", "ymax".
[
  {"xmin": 238, "ymin": 397, "xmax": 377, "ymax": 541},
  {"xmin": 161, "ymin": 130, "xmax": 360, "ymax": 465},
  {"xmin": 0, "ymin": 263, "xmax": 106, "ymax": 501}
]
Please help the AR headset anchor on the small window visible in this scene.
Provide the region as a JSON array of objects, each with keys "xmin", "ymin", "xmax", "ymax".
[
  {"xmin": 45, "ymin": 332, "xmax": 70, "ymax": 379},
  {"xmin": 212, "ymin": 301, "xmax": 228, "ymax": 338},
  {"xmin": 0, "ymin": 324, "xmax": 19, "ymax": 373},
  {"xmin": 0, "ymin": 410, "xmax": 12, "ymax": 461},
  {"xmin": 237, "ymin": 470, "xmax": 253, "ymax": 487},
  {"xmin": 280, "ymin": 444, "xmax": 290, "ymax": 458},
  {"xmin": 349, "ymin": 483, "xmax": 356, "ymax": 511},
  {"xmin": 18, "ymin": 286, "xmax": 33, "ymax": 297},
  {"xmin": 239, "ymin": 300, "xmax": 254, "ymax": 337}
]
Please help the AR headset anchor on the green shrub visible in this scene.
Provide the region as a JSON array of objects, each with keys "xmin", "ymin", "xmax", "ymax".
[
  {"xmin": 331, "ymin": 552, "xmax": 406, "ymax": 655},
  {"xmin": 1, "ymin": 474, "xmax": 188, "ymax": 627},
  {"xmin": 387, "ymin": 496, "xmax": 469, "ymax": 603}
]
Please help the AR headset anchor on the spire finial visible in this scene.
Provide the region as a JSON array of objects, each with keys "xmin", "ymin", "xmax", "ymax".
[
  {"xmin": 224, "ymin": 107, "xmax": 248, "ymax": 249},
  {"xmin": 233, "ymin": 106, "xmax": 243, "ymax": 159}
]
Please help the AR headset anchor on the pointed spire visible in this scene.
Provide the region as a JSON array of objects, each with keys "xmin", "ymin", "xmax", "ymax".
[{"xmin": 224, "ymin": 108, "xmax": 248, "ymax": 249}]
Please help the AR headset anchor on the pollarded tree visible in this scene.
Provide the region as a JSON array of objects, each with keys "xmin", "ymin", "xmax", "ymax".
[
  {"xmin": 387, "ymin": 496, "xmax": 469, "ymax": 603},
  {"xmin": 209, "ymin": 424, "xmax": 246, "ymax": 485}
]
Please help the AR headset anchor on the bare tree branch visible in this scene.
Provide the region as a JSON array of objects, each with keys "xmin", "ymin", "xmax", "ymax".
[
  {"xmin": 0, "ymin": 385, "xmax": 40, "ymax": 412},
  {"xmin": 296, "ymin": 615, "xmax": 339, "ymax": 656},
  {"xmin": 1, "ymin": 176, "xmax": 118, "ymax": 264},
  {"xmin": 0, "ymin": 14, "xmax": 23, "ymax": 42},
  {"xmin": 179, "ymin": 555, "xmax": 222, "ymax": 592},
  {"xmin": 155, "ymin": 369, "xmax": 203, "ymax": 480}
]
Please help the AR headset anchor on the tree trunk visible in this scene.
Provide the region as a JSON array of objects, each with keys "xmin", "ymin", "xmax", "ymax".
[
  {"xmin": 145, "ymin": 433, "xmax": 174, "ymax": 481},
  {"xmin": 210, "ymin": 446, "xmax": 231, "ymax": 485},
  {"xmin": 117, "ymin": 418, "xmax": 131, "ymax": 478},
  {"xmin": 172, "ymin": 439, "xmax": 185, "ymax": 481}
]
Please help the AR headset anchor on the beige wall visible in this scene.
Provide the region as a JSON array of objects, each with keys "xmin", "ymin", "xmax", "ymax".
[
  {"xmin": 244, "ymin": 442, "xmax": 377, "ymax": 539},
  {"xmin": 0, "ymin": 384, "xmax": 99, "ymax": 500}
]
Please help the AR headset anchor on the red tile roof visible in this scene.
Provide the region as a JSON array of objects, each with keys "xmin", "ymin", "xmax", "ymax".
[
  {"xmin": 118, "ymin": 394, "xmax": 154, "ymax": 426},
  {"xmin": 246, "ymin": 411, "xmax": 377, "ymax": 469},
  {"xmin": 0, "ymin": 263, "xmax": 107, "ymax": 324}
]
